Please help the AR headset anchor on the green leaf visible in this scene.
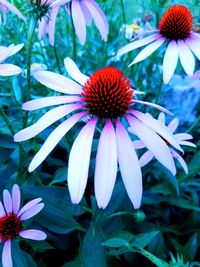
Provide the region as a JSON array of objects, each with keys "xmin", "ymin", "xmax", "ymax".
[
  {"xmin": 131, "ymin": 231, "xmax": 159, "ymax": 248},
  {"xmin": 12, "ymin": 241, "xmax": 37, "ymax": 267}
]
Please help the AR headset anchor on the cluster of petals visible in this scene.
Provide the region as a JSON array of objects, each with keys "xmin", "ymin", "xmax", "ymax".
[
  {"xmin": 0, "ymin": 184, "xmax": 46, "ymax": 267},
  {"xmin": 38, "ymin": 0, "xmax": 108, "ymax": 46},
  {"xmin": 133, "ymin": 113, "xmax": 196, "ymax": 174},
  {"xmin": 117, "ymin": 5, "xmax": 200, "ymax": 84},
  {"xmin": 14, "ymin": 58, "xmax": 183, "ymax": 209},
  {"xmin": 0, "ymin": 0, "xmax": 25, "ymax": 24},
  {"xmin": 0, "ymin": 43, "xmax": 24, "ymax": 76}
]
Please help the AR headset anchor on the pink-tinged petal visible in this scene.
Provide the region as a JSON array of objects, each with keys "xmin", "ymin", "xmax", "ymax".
[
  {"xmin": 158, "ymin": 112, "xmax": 165, "ymax": 124},
  {"xmin": 0, "ymin": 201, "xmax": 6, "ymax": 217},
  {"xmin": 139, "ymin": 151, "xmax": 154, "ymax": 167},
  {"xmin": 185, "ymin": 34, "xmax": 200, "ymax": 61},
  {"xmin": 80, "ymin": 0, "xmax": 92, "ymax": 25},
  {"xmin": 133, "ymin": 100, "xmax": 173, "ymax": 115},
  {"xmin": 0, "ymin": 64, "xmax": 22, "ymax": 76},
  {"xmin": 28, "ymin": 112, "xmax": 87, "ymax": 172},
  {"xmin": 3, "ymin": 190, "xmax": 12, "ymax": 213},
  {"xmin": 163, "ymin": 40, "xmax": 179, "ymax": 84},
  {"xmin": 84, "ymin": 0, "xmax": 108, "ymax": 41},
  {"xmin": 72, "ymin": 0, "xmax": 86, "ymax": 45},
  {"xmin": 12, "ymin": 184, "xmax": 20, "ymax": 214},
  {"xmin": 117, "ymin": 33, "xmax": 160, "ymax": 57},
  {"xmin": 48, "ymin": 7, "xmax": 59, "ymax": 46},
  {"xmin": 168, "ymin": 117, "xmax": 179, "ymax": 133},
  {"xmin": 14, "ymin": 104, "xmax": 82, "ymax": 142},
  {"xmin": 171, "ymin": 148, "xmax": 188, "ymax": 174},
  {"xmin": 8, "ymin": 44, "xmax": 24, "ymax": 57},
  {"xmin": 174, "ymin": 133, "xmax": 193, "ymax": 141},
  {"xmin": 127, "ymin": 115, "xmax": 176, "ymax": 175},
  {"xmin": 178, "ymin": 141, "xmax": 196, "ymax": 148},
  {"xmin": 33, "ymin": 70, "xmax": 82, "ymax": 94},
  {"xmin": 132, "ymin": 90, "xmax": 145, "ymax": 95},
  {"xmin": 116, "ymin": 120, "xmax": 142, "ymax": 209},
  {"xmin": 51, "ymin": 0, "xmax": 71, "ymax": 7},
  {"xmin": 129, "ymin": 37, "xmax": 166, "ymax": 66},
  {"xmin": 64, "ymin": 57, "xmax": 89, "ymax": 85},
  {"xmin": 17, "ymin": 198, "xmax": 42, "ymax": 217},
  {"xmin": 68, "ymin": 117, "xmax": 97, "ymax": 204},
  {"xmin": 0, "ymin": 0, "xmax": 26, "ymax": 22},
  {"xmin": 178, "ymin": 40, "xmax": 195, "ymax": 76},
  {"xmin": 19, "ymin": 230, "xmax": 46, "ymax": 240},
  {"xmin": 95, "ymin": 119, "xmax": 117, "ymax": 209},
  {"xmin": 20, "ymin": 203, "xmax": 44, "ymax": 221},
  {"xmin": 22, "ymin": 96, "xmax": 82, "ymax": 111},
  {"xmin": 38, "ymin": 18, "xmax": 47, "ymax": 40},
  {"xmin": 130, "ymin": 110, "xmax": 182, "ymax": 152},
  {"xmin": 2, "ymin": 240, "xmax": 12, "ymax": 267},
  {"xmin": 132, "ymin": 140, "xmax": 145, "ymax": 149},
  {"xmin": 192, "ymin": 32, "xmax": 200, "ymax": 39}
]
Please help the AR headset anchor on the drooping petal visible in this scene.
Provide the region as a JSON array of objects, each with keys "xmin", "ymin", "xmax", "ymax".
[
  {"xmin": 20, "ymin": 203, "xmax": 44, "ymax": 221},
  {"xmin": 0, "ymin": 201, "xmax": 6, "ymax": 217},
  {"xmin": 132, "ymin": 140, "xmax": 146, "ymax": 149},
  {"xmin": 17, "ymin": 198, "xmax": 42, "ymax": 217},
  {"xmin": 168, "ymin": 117, "xmax": 179, "ymax": 133},
  {"xmin": 94, "ymin": 119, "xmax": 117, "ymax": 209},
  {"xmin": 163, "ymin": 40, "xmax": 179, "ymax": 84},
  {"xmin": 139, "ymin": 151, "xmax": 154, "ymax": 167},
  {"xmin": 116, "ymin": 120, "xmax": 142, "ymax": 209},
  {"xmin": 178, "ymin": 141, "xmax": 196, "ymax": 147},
  {"xmin": 3, "ymin": 190, "xmax": 12, "ymax": 213},
  {"xmin": 127, "ymin": 115, "xmax": 176, "ymax": 175},
  {"xmin": 33, "ymin": 71, "xmax": 82, "ymax": 94},
  {"xmin": 12, "ymin": 184, "xmax": 21, "ymax": 214},
  {"xmin": 51, "ymin": 0, "xmax": 71, "ymax": 7},
  {"xmin": 14, "ymin": 104, "xmax": 82, "ymax": 142},
  {"xmin": 19, "ymin": 230, "xmax": 46, "ymax": 240},
  {"xmin": 178, "ymin": 40, "xmax": 195, "ymax": 76},
  {"xmin": 64, "ymin": 57, "xmax": 89, "ymax": 85},
  {"xmin": 79, "ymin": 0, "xmax": 92, "ymax": 26},
  {"xmin": 130, "ymin": 110, "xmax": 182, "ymax": 152},
  {"xmin": 133, "ymin": 100, "xmax": 173, "ymax": 115},
  {"xmin": 117, "ymin": 33, "xmax": 160, "ymax": 57},
  {"xmin": 0, "ymin": 64, "xmax": 22, "ymax": 76},
  {"xmin": 22, "ymin": 96, "xmax": 82, "ymax": 111},
  {"xmin": 84, "ymin": 0, "xmax": 108, "ymax": 41},
  {"xmin": 171, "ymin": 148, "xmax": 188, "ymax": 174},
  {"xmin": 129, "ymin": 37, "xmax": 166, "ymax": 66},
  {"xmin": 72, "ymin": 0, "xmax": 86, "ymax": 45},
  {"xmin": 68, "ymin": 118, "xmax": 97, "ymax": 204},
  {"xmin": 28, "ymin": 112, "xmax": 87, "ymax": 172},
  {"xmin": 0, "ymin": 0, "xmax": 26, "ymax": 21},
  {"xmin": 174, "ymin": 133, "xmax": 193, "ymax": 141},
  {"xmin": 48, "ymin": 7, "xmax": 59, "ymax": 46},
  {"xmin": 185, "ymin": 34, "xmax": 200, "ymax": 61},
  {"xmin": 158, "ymin": 112, "xmax": 165, "ymax": 124},
  {"xmin": 2, "ymin": 240, "xmax": 12, "ymax": 267}
]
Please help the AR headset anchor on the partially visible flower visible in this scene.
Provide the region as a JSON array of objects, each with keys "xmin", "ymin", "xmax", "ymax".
[
  {"xmin": 0, "ymin": 184, "xmax": 46, "ymax": 267},
  {"xmin": 117, "ymin": 5, "xmax": 200, "ymax": 84},
  {"xmin": 51, "ymin": 0, "xmax": 109, "ymax": 45},
  {"xmin": 0, "ymin": 44, "xmax": 24, "ymax": 76},
  {"xmin": 14, "ymin": 58, "xmax": 181, "ymax": 209},
  {"xmin": 0, "ymin": 0, "xmax": 26, "ymax": 24},
  {"xmin": 22, "ymin": 62, "xmax": 47, "ymax": 78},
  {"xmin": 120, "ymin": 24, "xmax": 143, "ymax": 40},
  {"xmin": 133, "ymin": 112, "xmax": 196, "ymax": 174}
]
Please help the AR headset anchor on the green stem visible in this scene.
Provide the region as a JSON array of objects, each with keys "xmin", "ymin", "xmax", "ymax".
[
  {"xmin": 71, "ymin": 15, "xmax": 77, "ymax": 61},
  {"xmin": 187, "ymin": 113, "xmax": 200, "ymax": 133},
  {"xmin": 119, "ymin": 0, "xmax": 126, "ymax": 24},
  {"xmin": 53, "ymin": 45, "xmax": 62, "ymax": 74},
  {"xmin": 0, "ymin": 109, "xmax": 15, "ymax": 135}
]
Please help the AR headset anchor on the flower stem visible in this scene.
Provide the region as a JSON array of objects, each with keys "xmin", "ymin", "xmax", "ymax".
[
  {"xmin": 187, "ymin": 113, "xmax": 200, "ymax": 133},
  {"xmin": 53, "ymin": 45, "xmax": 62, "ymax": 74},
  {"xmin": 71, "ymin": 15, "xmax": 77, "ymax": 61},
  {"xmin": 120, "ymin": 0, "xmax": 126, "ymax": 24}
]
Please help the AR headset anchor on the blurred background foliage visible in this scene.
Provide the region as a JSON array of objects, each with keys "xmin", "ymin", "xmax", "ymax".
[{"xmin": 0, "ymin": 0, "xmax": 200, "ymax": 266}]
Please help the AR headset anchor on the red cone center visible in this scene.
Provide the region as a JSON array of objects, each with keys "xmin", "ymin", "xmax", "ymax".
[{"xmin": 0, "ymin": 213, "xmax": 22, "ymax": 241}]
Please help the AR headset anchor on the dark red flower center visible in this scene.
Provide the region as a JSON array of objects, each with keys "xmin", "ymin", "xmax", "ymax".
[
  {"xmin": 82, "ymin": 67, "xmax": 133, "ymax": 118},
  {"xmin": 158, "ymin": 5, "xmax": 193, "ymax": 40},
  {"xmin": 0, "ymin": 213, "xmax": 22, "ymax": 241}
]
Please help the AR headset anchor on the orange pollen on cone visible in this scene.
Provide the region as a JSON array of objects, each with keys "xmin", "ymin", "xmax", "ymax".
[
  {"xmin": 82, "ymin": 66, "xmax": 133, "ymax": 118},
  {"xmin": 158, "ymin": 5, "xmax": 193, "ymax": 40}
]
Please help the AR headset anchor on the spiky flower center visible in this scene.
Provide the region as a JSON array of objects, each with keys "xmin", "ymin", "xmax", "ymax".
[
  {"xmin": 82, "ymin": 67, "xmax": 133, "ymax": 118},
  {"xmin": 0, "ymin": 213, "xmax": 22, "ymax": 241},
  {"xmin": 159, "ymin": 5, "xmax": 193, "ymax": 40}
]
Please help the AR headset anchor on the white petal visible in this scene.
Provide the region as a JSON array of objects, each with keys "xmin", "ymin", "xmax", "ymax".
[
  {"xmin": 174, "ymin": 133, "xmax": 193, "ymax": 141},
  {"xmin": 0, "ymin": 64, "xmax": 22, "ymax": 76},
  {"xmin": 33, "ymin": 70, "xmax": 82, "ymax": 94},
  {"xmin": 17, "ymin": 198, "xmax": 42, "ymax": 217},
  {"xmin": 20, "ymin": 203, "xmax": 44, "ymax": 221},
  {"xmin": 68, "ymin": 118, "xmax": 97, "ymax": 204},
  {"xmin": 72, "ymin": 0, "xmax": 86, "ymax": 45},
  {"xmin": 0, "ymin": 201, "xmax": 6, "ymax": 217},
  {"xmin": 127, "ymin": 115, "xmax": 176, "ymax": 175},
  {"xmin": 19, "ymin": 230, "xmax": 46, "ymax": 240},
  {"xmin": 163, "ymin": 40, "xmax": 179, "ymax": 84},
  {"xmin": 178, "ymin": 141, "xmax": 196, "ymax": 147},
  {"xmin": 28, "ymin": 112, "xmax": 87, "ymax": 172},
  {"xmin": 168, "ymin": 118, "xmax": 179, "ymax": 133},
  {"xmin": 116, "ymin": 120, "xmax": 142, "ymax": 209},
  {"xmin": 3, "ymin": 190, "xmax": 12, "ymax": 213},
  {"xmin": 8, "ymin": 44, "xmax": 24, "ymax": 57},
  {"xmin": 2, "ymin": 240, "xmax": 12, "ymax": 267},
  {"xmin": 185, "ymin": 34, "xmax": 200, "ymax": 61},
  {"xmin": 158, "ymin": 112, "xmax": 165, "ymax": 124},
  {"xmin": 139, "ymin": 151, "xmax": 154, "ymax": 167},
  {"xmin": 117, "ymin": 33, "xmax": 160, "ymax": 57},
  {"xmin": 0, "ymin": 45, "xmax": 14, "ymax": 63},
  {"xmin": 64, "ymin": 57, "xmax": 89, "ymax": 85},
  {"xmin": 171, "ymin": 148, "xmax": 188, "ymax": 174},
  {"xmin": 178, "ymin": 40, "xmax": 195, "ymax": 76},
  {"xmin": 94, "ymin": 119, "xmax": 117, "ymax": 209},
  {"xmin": 132, "ymin": 140, "xmax": 146, "ymax": 149},
  {"xmin": 12, "ymin": 185, "xmax": 21, "ymax": 214},
  {"xmin": 129, "ymin": 37, "xmax": 166, "ymax": 66},
  {"xmin": 14, "ymin": 104, "xmax": 82, "ymax": 142},
  {"xmin": 133, "ymin": 100, "xmax": 173, "ymax": 115}
]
